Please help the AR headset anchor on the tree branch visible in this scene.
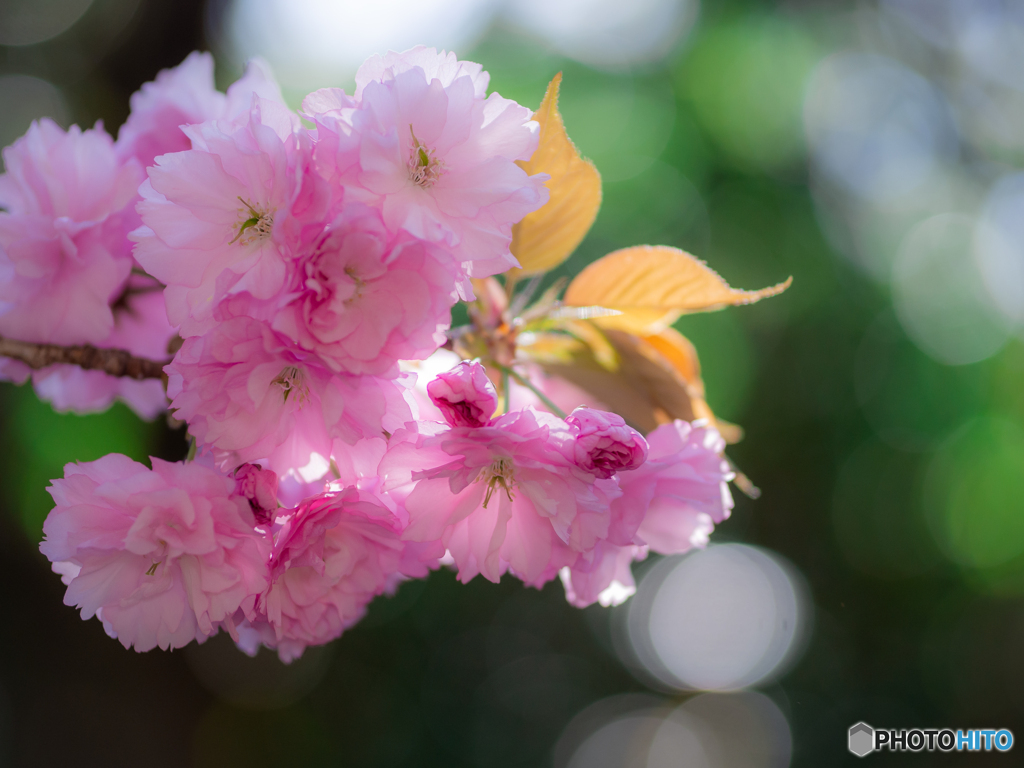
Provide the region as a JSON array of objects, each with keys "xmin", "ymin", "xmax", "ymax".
[{"xmin": 0, "ymin": 336, "xmax": 169, "ymax": 385}]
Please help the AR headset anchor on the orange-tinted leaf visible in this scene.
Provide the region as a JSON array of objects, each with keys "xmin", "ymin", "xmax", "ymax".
[
  {"xmin": 564, "ymin": 245, "xmax": 792, "ymax": 333},
  {"xmin": 509, "ymin": 73, "xmax": 602, "ymax": 276},
  {"xmin": 643, "ymin": 328, "xmax": 743, "ymax": 443},
  {"xmin": 643, "ymin": 327, "xmax": 705, "ymax": 398},
  {"xmin": 531, "ymin": 325, "xmax": 742, "ymax": 442}
]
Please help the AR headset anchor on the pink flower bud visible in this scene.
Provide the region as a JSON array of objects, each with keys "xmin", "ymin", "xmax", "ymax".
[
  {"xmin": 567, "ymin": 407, "xmax": 648, "ymax": 479},
  {"xmin": 426, "ymin": 360, "xmax": 498, "ymax": 428},
  {"xmin": 234, "ymin": 463, "xmax": 279, "ymax": 524}
]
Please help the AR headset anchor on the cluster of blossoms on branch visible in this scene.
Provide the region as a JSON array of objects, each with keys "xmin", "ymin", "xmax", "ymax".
[{"xmin": 1, "ymin": 48, "xmax": 788, "ymax": 660}]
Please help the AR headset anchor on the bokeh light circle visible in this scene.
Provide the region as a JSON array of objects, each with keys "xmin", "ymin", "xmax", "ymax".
[
  {"xmin": 557, "ymin": 691, "xmax": 792, "ymax": 768},
  {"xmin": 649, "ymin": 692, "xmax": 792, "ymax": 768},
  {"xmin": 0, "ymin": 0, "xmax": 95, "ymax": 46},
  {"xmin": 924, "ymin": 417, "xmax": 1024, "ymax": 571},
  {"xmin": 566, "ymin": 710, "xmax": 669, "ymax": 768},
  {"xmin": 626, "ymin": 544, "xmax": 809, "ymax": 691},
  {"xmin": 680, "ymin": 16, "xmax": 819, "ymax": 171},
  {"xmin": 803, "ymin": 52, "xmax": 954, "ymax": 202},
  {"xmin": 892, "ymin": 213, "xmax": 1011, "ymax": 366},
  {"xmin": 502, "ymin": 0, "xmax": 698, "ymax": 70},
  {"xmin": 0, "ymin": 76, "xmax": 69, "ymax": 168},
  {"xmin": 219, "ymin": 0, "xmax": 501, "ymax": 95},
  {"xmin": 975, "ymin": 173, "xmax": 1024, "ymax": 327}
]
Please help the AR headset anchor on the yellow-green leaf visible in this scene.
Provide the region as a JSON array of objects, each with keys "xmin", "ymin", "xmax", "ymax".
[
  {"xmin": 563, "ymin": 245, "xmax": 792, "ymax": 334},
  {"xmin": 509, "ymin": 73, "xmax": 602, "ymax": 276}
]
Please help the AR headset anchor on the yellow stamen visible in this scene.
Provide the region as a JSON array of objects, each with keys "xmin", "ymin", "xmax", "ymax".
[
  {"xmin": 230, "ymin": 197, "xmax": 275, "ymax": 245},
  {"xmin": 408, "ymin": 125, "xmax": 446, "ymax": 188},
  {"xmin": 482, "ymin": 457, "xmax": 516, "ymax": 508},
  {"xmin": 271, "ymin": 366, "xmax": 309, "ymax": 405}
]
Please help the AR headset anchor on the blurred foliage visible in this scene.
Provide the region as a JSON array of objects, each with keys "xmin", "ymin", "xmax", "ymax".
[
  {"xmin": 0, "ymin": 383, "xmax": 160, "ymax": 541},
  {"xmin": 676, "ymin": 15, "xmax": 819, "ymax": 172}
]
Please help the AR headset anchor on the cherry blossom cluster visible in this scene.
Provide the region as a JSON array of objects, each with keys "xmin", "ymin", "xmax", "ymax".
[{"xmin": 0, "ymin": 49, "xmax": 735, "ymax": 659}]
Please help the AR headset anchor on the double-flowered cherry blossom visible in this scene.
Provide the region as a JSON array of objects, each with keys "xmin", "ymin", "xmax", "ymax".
[
  {"xmin": 270, "ymin": 203, "xmax": 463, "ymax": 376},
  {"xmin": 166, "ymin": 316, "xmax": 410, "ymax": 474},
  {"xmin": 10, "ymin": 47, "xmax": 747, "ymax": 660},
  {"xmin": 382, "ymin": 361, "xmax": 623, "ymax": 585},
  {"xmin": 1, "ymin": 54, "xmax": 290, "ymax": 418},
  {"xmin": 558, "ymin": 419, "xmax": 735, "ymax": 608},
  {"xmin": 0, "ymin": 118, "xmax": 179, "ymax": 417},
  {"xmin": 132, "ymin": 94, "xmax": 312, "ymax": 337},
  {"xmin": 0, "ymin": 119, "xmax": 141, "ymax": 346},
  {"xmin": 616, "ymin": 419, "xmax": 735, "ymax": 553},
  {"xmin": 40, "ymin": 454, "xmax": 269, "ymax": 651},
  {"xmin": 309, "ymin": 46, "xmax": 550, "ymax": 278},
  {"xmin": 116, "ymin": 53, "xmax": 287, "ymax": 170},
  {"xmin": 234, "ymin": 486, "xmax": 439, "ymax": 662}
]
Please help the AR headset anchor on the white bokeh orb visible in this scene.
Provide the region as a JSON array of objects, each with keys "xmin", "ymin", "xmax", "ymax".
[
  {"xmin": 804, "ymin": 52, "xmax": 954, "ymax": 203},
  {"xmin": 626, "ymin": 545, "xmax": 808, "ymax": 692},
  {"xmin": 892, "ymin": 213, "xmax": 1012, "ymax": 366},
  {"xmin": 219, "ymin": 0, "xmax": 502, "ymax": 94}
]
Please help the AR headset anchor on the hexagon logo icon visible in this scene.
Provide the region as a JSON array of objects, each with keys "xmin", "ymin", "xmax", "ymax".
[{"xmin": 849, "ymin": 722, "xmax": 875, "ymax": 757}]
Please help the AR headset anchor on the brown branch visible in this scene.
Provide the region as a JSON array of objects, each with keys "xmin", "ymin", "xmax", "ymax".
[{"xmin": 0, "ymin": 335, "xmax": 169, "ymax": 385}]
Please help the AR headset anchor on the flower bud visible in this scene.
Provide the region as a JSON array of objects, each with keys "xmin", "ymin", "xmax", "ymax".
[
  {"xmin": 234, "ymin": 463, "xmax": 279, "ymax": 524},
  {"xmin": 426, "ymin": 360, "xmax": 498, "ymax": 428},
  {"xmin": 567, "ymin": 407, "xmax": 648, "ymax": 479}
]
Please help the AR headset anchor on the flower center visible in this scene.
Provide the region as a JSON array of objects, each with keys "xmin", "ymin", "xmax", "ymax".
[
  {"xmin": 481, "ymin": 457, "xmax": 516, "ymax": 508},
  {"xmin": 271, "ymin": 366, "xmax": 309, "ymax": 405},
  {"xmin": 230, "ymin": 197, "xmax": 275, "ymax": 245},
  {"xmin": 342, "ymin": 265, "xmax": 366, "ymax": 305},
  {"xmin": 408, "ymin": 125, "xmax": 445, "ymax": 189}
]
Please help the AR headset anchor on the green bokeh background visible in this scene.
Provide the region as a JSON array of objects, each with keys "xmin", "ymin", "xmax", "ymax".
[{"xmin": 2, "ymin": 0, "xmax": 1024, "ymax": 765}]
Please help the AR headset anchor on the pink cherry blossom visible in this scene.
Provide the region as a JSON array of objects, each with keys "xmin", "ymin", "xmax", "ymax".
[
  {"xmin": 116, "ymin": 51, "xmax": 227, "ymax": 169},
  {"xmin": 558, "ymin": 421, "xmax": 733, "ymax": 608},
  {"xmin": 567, "ymin": 407, "xmax": 648, "ymax": 479},
  {"xmin": 166, "ymin": 316, "xmax": 411, "ymax": 474},
  {"xmin": 427, "ymin": 359, "xmax": 498, "ymax": 428},
  {"xmin": 239, "ymin": 486, "xmax": 429, "ymax": 660},
  {"xmin": 132, "ymin": 94, "xmax": 319, "ymax": 337},
  {"xmin": 270, "ymin": 203, "xmax": 462, "ymax": 375},
  {"xmin": 616, "ymin": 420, "xmax": 734, "ymax": 556},
  {"xmin": 0, "ymin": 119, "xmax": 140, "ymax": 346},
  {"xmin": 352, "ymin": 48, "xmax": 491, "ymax": 101},
  {"xmin": 559, "ymin": 541, "xmax": 647, "ymax": 609},
  {"xmin": 314, "ymin": 46, "xmax": 549, "ymax": 277},
  {"xmin": 28, "ymin": 276, "xmax": 175, "ymax": 419},
  {"xmin": 117, "ymin": 54, "xmax": 289, "ymax": 170},
  {"xmin": 40, "ymin": 454, "xmax": 269, "ymax": 652},
  {"xmin": 381, "ymin": 407, "xmax": 616, "ymax": 584}
]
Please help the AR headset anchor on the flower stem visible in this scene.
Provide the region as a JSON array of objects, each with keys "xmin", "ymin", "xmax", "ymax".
[
  {"xmin": 500, "ymin": 365, "xmax": 511, "ymax": 414},
  {"xmin": 493, "ymin": 362, "xmax": 567, "ymax": 419}
]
